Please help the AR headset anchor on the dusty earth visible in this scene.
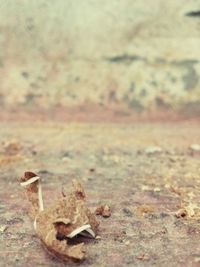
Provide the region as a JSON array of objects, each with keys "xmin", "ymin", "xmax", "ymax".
[{"xmin": 0, "ymin": 116, "xmax": 200, "ymax": 267}]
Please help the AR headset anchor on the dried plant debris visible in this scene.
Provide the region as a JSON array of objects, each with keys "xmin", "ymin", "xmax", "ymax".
[
  {"xmin": 175, "ymin": 208, "xmax": 188, "ymax": 218},
  {"xmin": 175, "ymin": 203, "xmax": 200, "ymax": 219},
  {"xmin": 20, "ymin": 172, "xmax": 99, "ymax": 261},
  {"xmin": 95, "ymin": 204, "xmax": 111, "ymax": 218}
]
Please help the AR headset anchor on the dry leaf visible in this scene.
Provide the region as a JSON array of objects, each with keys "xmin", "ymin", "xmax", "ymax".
[{"xmin": 20, "ymin": 172, "xmax": 99, "ymax": 261}]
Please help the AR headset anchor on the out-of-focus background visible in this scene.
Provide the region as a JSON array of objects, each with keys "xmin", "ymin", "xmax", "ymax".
[
  {"xmin": 1, "ymin": 2, "xmax": 200, "ymax": 267},
  {"xmin": 0, "ymin": 0, "xmax": 200, "ymax": 120}
]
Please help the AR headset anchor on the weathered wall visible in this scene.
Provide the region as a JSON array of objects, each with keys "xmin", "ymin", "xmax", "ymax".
[{"xmin": 0, "ymin": 0, "xmax": 200, "ymax": 113}]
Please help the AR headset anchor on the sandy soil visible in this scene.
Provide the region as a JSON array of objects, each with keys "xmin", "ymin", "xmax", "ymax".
[{"xmin": 0, "ymin": 119, "xmax": 200, "ymax": 267}]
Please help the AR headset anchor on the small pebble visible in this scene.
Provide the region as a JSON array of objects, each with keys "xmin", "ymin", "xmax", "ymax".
[
  {"xmin": 0, "ymin": 225, "xmax": 7, "ymax": 233},
  {"xmin": 154, "ymin": 187, "xmax": 161, "ymax": 192},
  {"xmin": 145, "ymin": 146, "xmax": 162, "ymax": 155},
  {"xmin": 190, "ymin": 144, "xmax": 200, "ymax": 152},
  {"xmin": 124, "ymin": 240, "xmax": 130, "ymax": 245}
]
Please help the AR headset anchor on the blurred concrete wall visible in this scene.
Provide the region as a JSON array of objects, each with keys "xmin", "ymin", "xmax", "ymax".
[{"xmin": 0, "ymin": 0, "xmax": 200, "ymax": 113}]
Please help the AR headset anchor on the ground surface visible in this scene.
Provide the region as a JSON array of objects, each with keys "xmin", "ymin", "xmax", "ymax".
[{"xmin": 0, "ymin": 120, "xmax": 200, "ymax": 267}]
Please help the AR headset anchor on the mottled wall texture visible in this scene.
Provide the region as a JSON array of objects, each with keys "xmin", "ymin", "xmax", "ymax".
[{"xmin": 0, "ymin": 0, "xmax": 200, "ymax": 114}]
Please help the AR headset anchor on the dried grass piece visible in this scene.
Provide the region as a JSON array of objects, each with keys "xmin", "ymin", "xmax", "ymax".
[
  {"xmin": 169, "ymin": 185, "xmax": 182, "ymax": 196},
  {"xmin": 95, "ymin": 204, "xmax": 111, "ymax": 218},
  {"xmin": 20, "ymin": 172, "xmax": 99, "ymax": 261}
]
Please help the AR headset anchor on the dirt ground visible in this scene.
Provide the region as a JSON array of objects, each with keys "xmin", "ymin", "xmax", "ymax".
[{"xmin": 0, "ymin": 118, "xmax": 200, "ymax": 267}]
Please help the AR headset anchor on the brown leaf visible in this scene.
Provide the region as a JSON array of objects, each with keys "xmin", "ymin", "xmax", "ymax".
[{"xmin": 20, "ymin": 173, "xmax": 99, "ymax": 261}]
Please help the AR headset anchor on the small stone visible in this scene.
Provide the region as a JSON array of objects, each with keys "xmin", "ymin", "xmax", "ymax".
[
  {"xmin": 141, "ymin": 185, "xmax": 151, "ymax": 191},
  {"xmin": 95, "ymin": 204, "xmax": 111, "ymax": 218},
  {"xmin": 190, "ymin": 144, "xmax": 200, "ymax": 152},
  {"xmin": 0, "ymin": 225, "xmax": 7, "ymax": 233},
  {"xmin": 154, "ymin": 187, "xmax": 161, "ymax": 192},
  {"xmin": 62, "ymin": 157, "xmax": 69, "ymax": 162},
  {"xmin": 169, "ymin": 156, "xmax": 179, "ymax": 162},
  {"xmin": 112, "ymin": 155, "xmax": 120, "ymax": 163},
  {"xmin": 145, "ymin": 146, "xmax": 162, "ymax": 155},
  {"xmin": 165, "ymin": 183, "xmax": 170, "ymax": 189},
  {"xmin": 124, "ymin": 240, "xmax": 130, "ymax": 245}
]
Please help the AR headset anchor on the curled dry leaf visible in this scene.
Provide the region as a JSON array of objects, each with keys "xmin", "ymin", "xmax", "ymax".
[
  {"xmin": 20, "ymin": 172, "xmax": 99, "ymax": 261},
  {"xmin": 95, "ymin": 204, "xmax": 111, "ymax": 218}
]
